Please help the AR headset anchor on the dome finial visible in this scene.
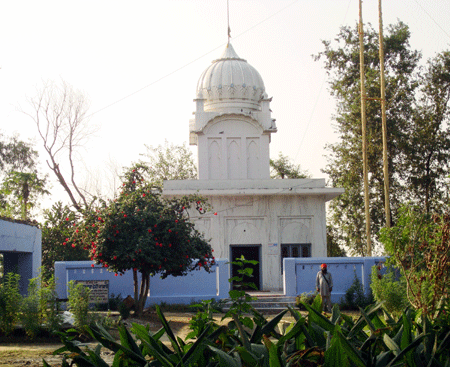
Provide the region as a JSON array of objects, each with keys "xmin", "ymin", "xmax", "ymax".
[{"xmin": 227, "ymin": 0, "xmax": 231, "ymax": 44}]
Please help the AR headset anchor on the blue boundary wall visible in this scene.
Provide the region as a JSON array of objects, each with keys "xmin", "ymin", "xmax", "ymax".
[
  {"xmin": 283, "ymin": 257, "xmax": 386, "ymax": 304},
  {"xmin": 0, "ymin": 219, "xmax": 41, "ymax": 295},
  {"xmin": 54, "ymin": 259, "xmax": 230, "ymax": 307}
]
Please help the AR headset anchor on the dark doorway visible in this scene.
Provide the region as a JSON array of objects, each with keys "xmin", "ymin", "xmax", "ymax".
[{"xmin": 230, "ymin": 245, "xmax": 260, "ymax": 290}]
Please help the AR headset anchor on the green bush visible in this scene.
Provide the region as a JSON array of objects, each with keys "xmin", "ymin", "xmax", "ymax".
[
  {"xmin": 295, "ymin": 291, "xmax": 317, "ymax": 310},
  {"xmin": 20, "ymin": 277, "xmax": 41, "ymax": 339},
  {"xmin": 67, "ymin": 281, "xmax": 91, "ymax": 329},
  {"xmin": 340, "ymin": 271, "xmax": 373, "ymax": 310},
  {"xmin": 370, "ymin": 265, "xmax": 409, "ymax": 317},
  {"xmin": 0, "ymin": 272, "xmax": 22, "ymax": 336},
  {"xmin": 118, "ymin": 300, "xmax": 131, "ymax": 320}
]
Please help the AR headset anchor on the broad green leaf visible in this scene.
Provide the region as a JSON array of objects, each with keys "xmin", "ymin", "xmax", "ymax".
[
  {"xmin": 208, "ymin": 346, "xmax": 242, "ymax": 367},
  {"xmin": 156, "ymin": 305, "xmax": 183, "ymax": 357}
]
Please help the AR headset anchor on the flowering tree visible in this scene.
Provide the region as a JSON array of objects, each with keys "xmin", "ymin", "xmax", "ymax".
[{"xmin": 71, "ymin": 164, "xmax": 214, "ymax": 316}]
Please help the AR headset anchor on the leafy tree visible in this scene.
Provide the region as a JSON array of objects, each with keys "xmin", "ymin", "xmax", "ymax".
[
  {"xmin": 326, "ymin": 226, "xmax": 346, "ymax": 257},
  {"xmin": 402, "ymin": 51, "xmax": 450, "ymax": 212},
  {"xmin": 270, "ymin": 152, "xmax": 310, "ymax": 179},
  {"xmin": 379, "ymin": 204, "xmax": 450, "ymax": 317},
  {"xmin": 0, "ymin": 171, "xmax": 49, "ymax": 220},
  {"xmin": 71, "ymin": 164, "xmax": 214, "ymax": 316},
  {"xmin": 0, "ymin": 133, "xmax": 48, "ymax": 221},
  {"xmin": 0, "ymin": 133, "xmax": 38, "ymax": 173},
  {"xmin": 41, "ymin": 202, "xmax": 90, "ymax": 281},
  {"xmin": 315, "ymin": 21, "xmax": 450, "ymax": 254},
  {"xmin": 140, "ymin": 140, "xmax": 197, "ymax": 187}
]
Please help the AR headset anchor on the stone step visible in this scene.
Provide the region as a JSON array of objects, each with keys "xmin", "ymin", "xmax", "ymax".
[{"xmin": 221, "ymin": 293, "xmax": 297, "ymax": 313}]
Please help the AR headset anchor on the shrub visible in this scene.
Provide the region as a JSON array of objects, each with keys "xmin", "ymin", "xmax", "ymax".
[
  {"xmin": 20, "ymin": 277, "xmax": 41, "ymax": 339},
  {"xmin": 39, "ymin": 275, "xmax": 61, "ymax": 333},
  {"xmin": 118, "ymin": 300, "xmax": 131, "ymax": 320},
  {"xmin": 370, "ymin": 265, "xmax": 409, "ymax": 317},
  {"xmin": 67, "ymin": 281, "xmax": 91, "ymax": 329},
  {"xmin": 340, "ymin": 271, "xmax": 373, "ymax": 310},
  {"xmin": 0, "ymin": 272, "xmax": 22, "ymax": 336},
  {"xmin": 295, "ymin": 291, "xmax": 317, "ymax": 310}
]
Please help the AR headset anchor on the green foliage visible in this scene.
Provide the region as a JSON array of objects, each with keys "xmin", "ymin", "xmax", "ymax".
[
  {"xmin": 141, "ymin": 140, "xmax": 198, "ymax": 187},
  {"xmin": 20, "ymin": 277, "xmax": 41, "ymax": 339},
  {"xmin": 295, "ymin": 291, "xmax": 317, "ymax": 310},
  {"xmin": 370, "ymin": 265, "xmax": 409, "ymax": 317},
  {"xmin": 0, "ymin": 272, "xmax": 22, "ymax": 336},
  {"xmin": 41, "ymin": 202, "xmax": 90, "ymax": 281},
  {"xmin": 326, "ymin": 225, "xmax": 346, "ymax": 257},
  {"xmin": 340, "ymin": 271, "xmax": 373, "ymax": 311},
  {"xmin": 0, "ymin": 133, "xmax": 45, "ymax": 220},
  {"xmin": 47, "ymin": 300, "xmax": 450, "ymax": 366},
  {"xmin": 224, "ymin": 256, "xmax": 258, "ymax": 332},
  {"xmin": 379, "ymin": 204, "xmax": 450, "ymax": 317},
  {"xmin": 270, "ymin": 152, "xmax": 310, "ymax": 179},
  {"xmin": 317, "ymin": 22, "xmax": 450, "ymax": 254},
  {"xmin": 118, "ymin": 300, "xmax": 131, "ymax": 320},
  {"xmin": 0, "ymin": 171, "xmax": 49, "ymax": 220},
  {"xmin": 67, "ymin": 281, "xmax": 91, "ymax": 329}
]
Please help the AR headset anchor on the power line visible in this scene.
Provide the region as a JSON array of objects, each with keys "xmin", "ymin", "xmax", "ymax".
[{"xmin": 87, "ymin": 0, "xmax": 300, "ymax": 119}]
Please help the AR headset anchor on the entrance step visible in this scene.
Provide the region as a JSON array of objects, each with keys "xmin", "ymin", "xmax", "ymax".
[{"xmin": 221, "ymin": 292, "xmax": 297, "ymax": 314}]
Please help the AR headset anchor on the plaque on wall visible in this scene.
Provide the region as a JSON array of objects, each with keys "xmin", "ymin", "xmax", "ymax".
[
  {"xmin": 75, "ymin": 280, "xmax": 109, "ymax": 304},
  {"xmin": 268, "ymin": 242, "xmax": 278, "ymax": 255}
]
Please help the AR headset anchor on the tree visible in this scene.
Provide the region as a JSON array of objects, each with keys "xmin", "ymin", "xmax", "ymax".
[
  {"xmin": 71, "ymin": 164, "xmax": 214, "ymax": 316},
  {"xmin": 140, "ymin": 140, "xmax": 197, "ymax": 187},
  {"xmin": 0, "ymin": 133, "xmax": 48, "ymax": 221},
  {"xmin": 379, "ymin": 204, "xmax": 450, "ymax": 317},
  {"xmin": 270, "ymin": 152, "xmax": 310, "ymax": 179},
  {"xmin": 0, "ymin": 171, "xmax": 49, "ymax": 220},
  {"xmin": 41, "ymin": 202, "xmax": 90, "ymax": 281},
  {"xmin": 23, "ymin": 80, "xmax": 95, "ymax": 212},
  {"xmin": 402, "ymin": 51, "xmax": 450, "ymax": 212},
  {"xmin": 315, "ymin": 22, "xmax": 450, "ymax": 254},
  {"xmin": 0, "ymin": 133, "xmax": 38, "ymax": 173},
  {"xmin": 326, "ymin": 226, "xmax": 346, "ymax": 257}
]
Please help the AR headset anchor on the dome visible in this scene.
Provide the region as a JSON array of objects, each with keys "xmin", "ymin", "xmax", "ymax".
[{"xmin": 196, "ymin": 43, "xmax": 266, "ymax": 111}]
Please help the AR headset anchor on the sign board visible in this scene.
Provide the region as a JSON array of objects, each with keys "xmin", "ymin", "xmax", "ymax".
[
  {"xmin": 268, "ymin": 243, "xmax": 278, "ymax": 255},
  {"xmin": 75, "ymin": 280, "xmax": 109, "ymax": 304}
]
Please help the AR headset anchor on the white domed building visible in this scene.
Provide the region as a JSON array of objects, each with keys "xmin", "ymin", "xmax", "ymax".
[{"xmin": 163, "ymin": 43, "xmax": 343, "ymax": 291}]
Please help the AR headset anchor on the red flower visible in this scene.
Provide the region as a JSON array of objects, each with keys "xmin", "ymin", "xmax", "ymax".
[
  {"xmin": 65, "ymin": 217, "xmax": 69, "ymax": 221},
  {"xmin": 71, "ymin": 243, "xmax": 76, "ymax": 248},
  {"xmin": 148, "ymin": 229, "xmax": 152, "ymax": 233},
  {"xmin": 214, "ymin": 212, "xmax": 217, "ymax": 215},
  {"xmin": 142, "ymin": 193, "xmax": 146, "ymax": 197},
  {"xmin": 115, "ymin": 273, "xmax": 118, "ymax": 276},
  {"xmin": 91, "ymin": 264, "xmax": 95, "ymax": 267},
  {"xmin": 168, "ymin": 229, "xmax": 172, "ymax": 233},
  {"xmin": 114, "ymin": 256, "xmax": 117, "ymax": 260},
  {"xmin": 124, "ymin": 214, "xmax": 127, "ymax": 218},
  {"xmin": 175, "ymin": 220, "xmax": 178, "ymax": 223},
  {"xmin": 63, "ymin": 242, "xmax": 66, "ymax": 246}
]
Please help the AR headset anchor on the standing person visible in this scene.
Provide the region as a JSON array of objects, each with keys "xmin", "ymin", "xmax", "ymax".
[{"xmin": 316, "ymin": 263, "xmax": 333, "ymax": 312}]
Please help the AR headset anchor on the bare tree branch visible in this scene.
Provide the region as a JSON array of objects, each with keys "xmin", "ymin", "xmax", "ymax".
[{"xmin": 22, "ymin": 79, "xmax": 95, "ymax": 212}]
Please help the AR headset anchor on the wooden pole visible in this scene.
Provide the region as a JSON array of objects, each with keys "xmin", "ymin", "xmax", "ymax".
[
  {"xmin": 359, "ymin": 0, "xmax": 372, "ymax": 256},
  {"xmin": 378, "ymin": 0, "xmax": 391, "ymax": 228}
]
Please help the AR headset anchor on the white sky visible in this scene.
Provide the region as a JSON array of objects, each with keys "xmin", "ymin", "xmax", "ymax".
[{"xmin": 1, "ymin": 0, "xmax": 449, "ymax": 211}]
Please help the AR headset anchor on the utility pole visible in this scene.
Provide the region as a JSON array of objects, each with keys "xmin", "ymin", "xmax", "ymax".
[
  {"xmin": 359, "ymin": 0, "xmax": 372, "ymax": 256},
  {"xmin": 378, "ymin": 0, "xmax": 391, "ymax": 228}
]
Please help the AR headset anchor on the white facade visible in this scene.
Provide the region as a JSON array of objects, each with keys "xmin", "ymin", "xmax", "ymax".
[{"xmin": 163, "ymin": 43, "xmax": 343, "ymax": 291}]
